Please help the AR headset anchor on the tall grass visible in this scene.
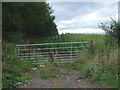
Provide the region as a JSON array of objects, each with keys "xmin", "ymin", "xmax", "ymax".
[
  {"xmin": 78, "ymin": 45, "xmax": 118, "ymax": 88},
  {"xmin": 2, "ymin": 42, "xmax": 33, "ymax": 88}
]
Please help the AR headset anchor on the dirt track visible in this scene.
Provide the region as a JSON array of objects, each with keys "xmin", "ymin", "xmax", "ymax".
[{"xmin": 19, "ymin": 68, "xmax": 104, "ymax": 88}]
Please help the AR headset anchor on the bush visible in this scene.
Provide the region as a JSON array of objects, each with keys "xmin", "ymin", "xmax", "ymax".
[{"xmin": 99, "ymin": 18, "xmax": 120, "ymax": 46}]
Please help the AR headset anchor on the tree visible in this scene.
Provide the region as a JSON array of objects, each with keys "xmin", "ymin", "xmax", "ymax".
[
  {"xmin": 2, "ymin": 2, "xmax": 58, "ymax": 42},
  {"xmin": 99, "ymin": 18, "xmax": 120, "ymax": 47}
]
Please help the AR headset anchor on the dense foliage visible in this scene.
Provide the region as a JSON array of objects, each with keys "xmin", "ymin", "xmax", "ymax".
[
  {"xmin": 2, "ymin": 42, "xmax": 33, "ymax": 88},
  {"xmin": 2, "ymin": 2, "xmax": 58, "ymax": 42},
  {"xmin": 99, "ymin": 18, "xmax": 120, "ymax": 46}
]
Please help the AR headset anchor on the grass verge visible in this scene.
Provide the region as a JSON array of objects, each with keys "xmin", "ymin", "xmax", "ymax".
[{"xmin": 39, "ymin": 63, "xmax": 68, "ymax": 79}]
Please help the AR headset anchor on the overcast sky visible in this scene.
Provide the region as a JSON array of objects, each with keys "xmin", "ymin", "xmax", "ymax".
[{"xmin": 48, "ymin": 2, "xmax": 118, "ymax": 34}]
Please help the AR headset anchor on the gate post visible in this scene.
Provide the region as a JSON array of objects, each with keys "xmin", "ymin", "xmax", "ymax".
[
  {"xmin": 34, "ymin": 45, "xmax": 36, "ymax": 60},
  {"xmin": 89, "ymin": 40, "xmax": 95, "ymax": 54},
  {"xmin": 71, "ymin": 43, "xmax": 73, "ymax": 60},
  {"xmin": 52, "ymin": 44, "xmax": 54, "ymax": 63},
  {"xmin": 18, "ymin": 47, "xmax": 20, "ymax": 56}
]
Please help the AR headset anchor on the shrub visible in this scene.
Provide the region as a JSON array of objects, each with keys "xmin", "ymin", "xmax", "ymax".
[{"xmin": 99, "ymin": 18, "xmax": 120, "ymax": 46}]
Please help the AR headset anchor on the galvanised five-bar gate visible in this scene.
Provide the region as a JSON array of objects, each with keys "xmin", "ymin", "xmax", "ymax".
[{"xmin": 16, "ymin": 42, "xmax": 89, "ymax": 64}]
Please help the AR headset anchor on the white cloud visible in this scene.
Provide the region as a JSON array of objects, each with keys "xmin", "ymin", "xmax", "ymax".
[
  {"xmin": 50, "ymin": 2, "xmax": 118, "ymax": 34},
  {"xmin": 57, "ymin": 24, "xmax": 67, "ymax": 29},
  {"xmin": 58, "ymin": 28, "xmax": 105, "ymax": 34}
]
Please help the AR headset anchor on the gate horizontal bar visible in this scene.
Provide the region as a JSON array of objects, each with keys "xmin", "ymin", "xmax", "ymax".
[
  {"xmin": 18, "ymin": 55, "xmax": 77, "ymax": 58},
  {"xmin": 16, "ymin": 41, "xmax": 89, "ymax": 46},
  {"xmin": 26, "ymin": 59, "xmax": 76, "ymax": 62},
  {"xmin": 18, "ymin": 51, "xmax": 81, "ymax": 55},
  {"xmin": 22, "ymin": 58, "xmax": 76, "ymax": 61},
  {"xmin": 17, "ymin": 46, "xmax": 88, "ymax": 51},
  {"xmin": 32, "ymin": 61, "xmax": 76, "ymax": 64},
  {"xmin": 18, "ymin": 53, "xmax": 77, "ymax": 57}
]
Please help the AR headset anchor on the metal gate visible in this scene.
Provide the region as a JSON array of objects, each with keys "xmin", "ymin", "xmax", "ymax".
[{"xmin": 16, "ymin": 42, "xmax": 89, "ymax": 64}]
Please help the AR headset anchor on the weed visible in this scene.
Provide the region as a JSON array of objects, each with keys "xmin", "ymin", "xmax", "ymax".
[{"xmin": 39, "ymin": 63, "xmax": 68, "ymax": 79}]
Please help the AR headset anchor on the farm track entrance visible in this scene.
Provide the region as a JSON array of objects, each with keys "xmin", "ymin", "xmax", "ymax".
[{"xmin": 16, "ymin": 42, "xmax": 89, "ymax": 64}]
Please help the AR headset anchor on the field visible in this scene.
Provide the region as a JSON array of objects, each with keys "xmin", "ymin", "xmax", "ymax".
[{"xmin": 2, "ymin": 33, "xmax": 118, "ymax": 88}]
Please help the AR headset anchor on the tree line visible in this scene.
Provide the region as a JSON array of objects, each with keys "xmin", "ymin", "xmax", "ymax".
[{"xmin": 2, "ymin": 2, "xmax": 58, "ymax": 42}]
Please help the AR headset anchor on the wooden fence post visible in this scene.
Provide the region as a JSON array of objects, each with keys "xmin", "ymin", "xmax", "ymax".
[{"xmin": 89, "ymin": 40, "xmax": 95, "ymax": 54}]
